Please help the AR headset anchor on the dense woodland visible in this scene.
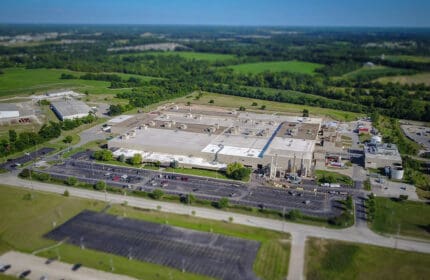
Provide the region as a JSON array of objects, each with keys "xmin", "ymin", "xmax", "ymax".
[{"xmin": 1, "ymin": 25, "xmax": 430, "ymax": 121}]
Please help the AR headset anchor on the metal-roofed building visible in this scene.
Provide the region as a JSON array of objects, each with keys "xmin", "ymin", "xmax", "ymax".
[
  {"xmin": 50, "ymin": 99, "xmax": 91, "ymax": 121},
  {"xmin": 0, "ymin": 103, "xmax": 20, "ymax": 119}
]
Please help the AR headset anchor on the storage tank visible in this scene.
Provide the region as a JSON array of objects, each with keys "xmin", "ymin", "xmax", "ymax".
[
  {"xmin": 371, "ymin": 135, "xmax": 382, "ymax": 145},
  {"xmin": 391, "ymin": 166, "xmax": 404, "ymax": 180}
]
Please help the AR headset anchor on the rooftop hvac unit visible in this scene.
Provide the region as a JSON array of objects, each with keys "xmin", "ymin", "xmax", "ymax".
[{"xmin": 179, "ymin": 124, "xmax": 187, "ymax": 129}]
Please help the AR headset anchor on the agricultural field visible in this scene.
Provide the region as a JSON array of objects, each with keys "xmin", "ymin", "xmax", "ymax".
[
  {"xmin": 0, "ymin": 68, "xmax": 153, "ymax": 97},
  {"xmin": 305, "ymin": 238, "xmax": 430, "ymax": 280},
  {"xmin": 175, "ymin": 91, "xmax": 363, "ymax": 121},
  {"xmin": 341, "ymin": 65, "xmax": 412, "ymax": 79},
  {"xmin": 119, "ymin": 51, "xmax": 237, "ymax": 62},
  {"xmin": 228, "ymin": 60, "xmax": 323, "ymax": 75},
  {"xmin": 370, "ymin": 197, "xmax": 430, "ymax": 240},
  {"xmin": 0, "ymin": 185, "xmax": 291, "ymax": 280},
  {"xmin": 384, "ymin": 55, "xmax": 430, "ymax": 63},
  {"xmin": 377, "ymin": 72, "xmax": 430, "ymax": 86}
]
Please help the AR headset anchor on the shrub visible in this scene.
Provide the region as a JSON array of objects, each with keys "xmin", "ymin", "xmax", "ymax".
[
  {"xmin": 149, "ymin": 189, "xmax": 164, "ymax": 200},
  {"xmin": 63, "ymin": 190, "xmax": 70, "ymax": 197}
]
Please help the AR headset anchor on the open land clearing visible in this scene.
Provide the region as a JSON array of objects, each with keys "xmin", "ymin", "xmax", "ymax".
[
  {"xmin": 377, "ymin": 72, "xmax": 430, "ymax": 86},
  {"xmin": 305, "ymin": 238, "xmax": 430, "ymax": 280},
  {"xmin": 371, "ymin": 197, "xmax": 430, "ymax": 240},
  {"xmin": 384, "ymin": 55, "xmax": 430, "ymax": 63},
  {"xmin": 0, "ymin": 68, "xmax": 154, "ymax": 97},
  {"xmin": 0, "ymin": 185, "xmax": 291, "ymax": 280},
  {"xmin": 120, "ymin": 51, "xmax": 237, "ymax": 62},
  {"xmin": 340, "ymin": 65, "xmax": 412, "ymax": 79},
  {"xmin": 176, "ymin": 91, "xmax": 363, "ymax": 121},
  {"xmin": 227, "ymin": 60, "xmax": 323, "ymax": 75}
]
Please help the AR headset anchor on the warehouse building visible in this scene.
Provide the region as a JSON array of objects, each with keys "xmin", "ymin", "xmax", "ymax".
[
  {"xmin": 364, "ymin": 142, "xmax": 402, "ymax": 169},
  {"xmin": 50, "ymin": 99, "xmax": 91, "ymax": 121},
  {"xmin": 0, "ymin": 103, "xmax": 20, "ymax": 120},
  {"xmin": 108, "ymin": 105, "xmax": 322, "ymax": 177}
]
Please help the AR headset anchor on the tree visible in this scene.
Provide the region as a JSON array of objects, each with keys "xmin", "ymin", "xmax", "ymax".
[
  {"xmin": 93, "ymin": 150, "xmax": 113, "ymax": 161},
  {"xmin": 63, "ymin": 190, "xmax": 70, "ymax": 197},
  {"xmin": 289, "ymin": 209, "xmax": 303, "ymax": 221},
  {"xmin": 170, "ymin": 160, "xmax": 179, "ymax": 169},
  {"xmin": 260, "ymin": 105, "xmax": 266, "ymax": 110},
  {"xmin": 302, "ymin": 109, "xmax": 309, "ymax": 117},
  {"xmin": 63, "ymin": 135, "xmax": 73, "ymax": 144},
  {"xmin": 251, "ymin": 102, "xmax": 258, "ymax": 106},
  {"xmin": 94, "ymin": 181, "xmax": 106, "ymax": 190},
  {"xmin": 209, "ymin": 99, "xmax": 214, "ymax": 104},
  {"xmin": 8, "ymin": 130, "xmax": 17, "ymax": 143},
  {"xmin": 239, "ymin": 106, "xmax": 246, "ymax": 111},
  {"xmin": 66, "ymin": 176, "xmax": 78, "ymax": 186},
  {"xmin": 118, "ymin": 154, "xmax": 126, "ymax": 163},
  {"xmin": 226, "ymin": 162, "xmax": 251, "ymax": 180},
  {"xmin": 150, "ymin": 189, "xmax": 164, "ymax": 200},
  {"xmin": 345, "ymin": 195, "xmax": 353, "ymax": 210},
  {"xmin": 129, "ymin": 153, "xmax": 142, "ymax": 166},
  {"xmin": 217, "ymin": 197, "xmax": 229, "ymax": 209}
]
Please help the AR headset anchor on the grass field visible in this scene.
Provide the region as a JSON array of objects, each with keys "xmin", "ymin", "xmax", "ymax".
[
  {"xmin": 0, "ymin": 68, "xmax": 153, "ymax": 97},
  {"xmin": 341, "ymin": 66, "xmax": 411, "ymax": 79},
  {"xmin": 384, "ymin": 55, "xmax": 430, "ymax": 63},
  {"xmin": 314, "ymin": 170, "xmax": 353, "ymax": 186},
  {"xmin": 175, "ymin": 91, "xmax": 363, "ymax": 121},
  {"xmin": 0, "ymin": 185, "xmax": 291, "ymax": 280},
  {"xmin": 164, "ymin": 167, "xmax": 230, "ymax": 180},
  {"xmin": 228, "ymin": 60, "xmax": 323, "ymax": 75},
  {"xmin": 371, "ymin": 197, "xmax": 430, "ymax": 240},
  {"xmin": 119, "ymin": 51, "xmax": 237, "ymax": 62},
  {"xmin": 377, "ymin": 72, "xmax": 430, "ymax": 86},
  {"xmin": 305, "ymin": 238, "xmax": 430, "ymax": 280}
]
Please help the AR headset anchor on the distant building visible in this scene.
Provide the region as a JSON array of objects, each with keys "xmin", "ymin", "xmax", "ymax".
[
  {"xmin": 0, "ymin": 103, "xmax": 19, "ymax": 120},
  {"xmin": 363, "ymin": 62, "xmax": 375, "ymax": 68},
  {"xmin": 50, "ymin": 99, "xmax": 91, "ymax": 121}
]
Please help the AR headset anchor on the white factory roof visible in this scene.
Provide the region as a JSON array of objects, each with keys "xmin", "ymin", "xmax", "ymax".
[
  {"xmin": 266, "ymin": 137, "xmax": 315, "ymax": 160},
  {"xmin": 51, "ymin": 99, "xmax": 91, "ymax": 119},
  {"xmin": 113, "ymin": 148, "xmax": 227, "ymax": 169},
  {"xmin": 202, "ymin": 144, "xmax": 261, "ymax": 158}
]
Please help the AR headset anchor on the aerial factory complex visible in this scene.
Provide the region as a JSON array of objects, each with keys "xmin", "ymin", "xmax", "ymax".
[{"xmin": 108, "ymin": 105, "xmax": 321, "ymax": 177}]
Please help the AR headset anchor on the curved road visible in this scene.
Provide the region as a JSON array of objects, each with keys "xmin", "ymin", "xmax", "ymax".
[{"xmin": 1, "ymin": 173, "xmax": 429, "ymax": 280}]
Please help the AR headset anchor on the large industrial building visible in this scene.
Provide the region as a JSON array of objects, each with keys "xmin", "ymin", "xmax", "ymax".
[
  {"xmin": 108, "ymin": 105, "xmax": 322, "ymax": 177},
  {"xmin": 0, "ymin": 103, "xmax": 20, "ymax": 120},
  {"xmin": 50, "ymin": 99, "xmax": 91, "ymax": 121}
]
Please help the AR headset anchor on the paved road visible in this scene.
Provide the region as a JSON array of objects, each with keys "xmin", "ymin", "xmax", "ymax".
[
  {"xmin": 0, "ymin": 251, "xmax": 136, "ymax": 280},
  {"xmin": 1, "ymin": 173, "xmax": 429, "ymax": 280}
]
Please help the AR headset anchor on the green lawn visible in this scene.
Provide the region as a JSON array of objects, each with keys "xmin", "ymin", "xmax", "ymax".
[
  {"xmin": 0, "ymin": 68, "xmax": 153, "ymax": 97},
  {"xmin": 306, "ymin": 238, "xmax": 430, "ymax": 280},
  {"xmin": 175, "ymin": 91, "xmax": 363, "ymax": 121},
  {"xmin": 119, "ymin": 51, "xmax": 237, "ymax": 62},
  {"xmin": 371, "ymin": 197, "xmax": 430, "ymax": 240},
  {"xmin": 228, "ymin": 60, "xmax": 323, "ymax": 75},
  {"xmin": 164, "ymin": 167, "xmax": 230, "ymax": 180},
  {"xmin": 314, "ymin": 170, "xmax": 353, "ymax": 186}
]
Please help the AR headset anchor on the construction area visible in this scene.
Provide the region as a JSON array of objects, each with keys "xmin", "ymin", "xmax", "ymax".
[
  {"xmin": 46, "ymin": 210, "xmax": 260, "ymax": 280},
  {"xmin": 108, "ymin": 104, "xmax": 322, "ymax": 177}
]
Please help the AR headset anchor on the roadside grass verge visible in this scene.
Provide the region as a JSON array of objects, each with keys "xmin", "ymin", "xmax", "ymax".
[
  {"xmin": 370, "ymin": 197, "xmax": 430, "ymax": 240},
  {"xmin": 305, "ymin": 237, "xmax": 430, "ymax": 280}
]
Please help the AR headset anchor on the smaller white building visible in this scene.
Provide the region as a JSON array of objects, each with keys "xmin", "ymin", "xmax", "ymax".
[
  {"xmin": 0, "ymin": 103, "xmax": 20, "ymax": 119},
  {"xmin": 50, "ymin": 99, "xmax": 91, "ymax": 121}
]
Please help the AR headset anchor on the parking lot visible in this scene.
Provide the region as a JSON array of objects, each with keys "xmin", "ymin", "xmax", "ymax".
[
  {"xmin": 46, "ymin": 210, "xmax": 260, "ymax": 280},
  {"xmin": 41, "ymin": 157, "xmax": 349, "ymax": 216},
  {"xmin": 0, "ymin": 251, "xmax": 136, "ymax": 280},
  {"xmin": 0, "ymin": 147, "xmax": 55, "ymax": 171}
]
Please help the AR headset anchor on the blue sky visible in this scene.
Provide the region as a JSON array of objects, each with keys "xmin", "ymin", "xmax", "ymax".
[{"xmin": 0, "ymin": 0, "xmax": 429, "ymax": 27}]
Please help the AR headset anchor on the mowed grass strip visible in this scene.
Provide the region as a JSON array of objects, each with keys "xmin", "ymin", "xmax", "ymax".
[
  {"xmin": 174, "ymin": 91, "xmax": 363, "ymax": 121},
  {"xmin": 305, "ymin": 238, "xmax": 430, "ymax": 280},
  {"xmin": 371, "ymin": 197, "xmax": 430, "ymax": 240},
  {"xmin": 228, "ymin": 60, "xmax": 323, "ymax": 75},
  {"xmin": 253, "ymin": 240, "xmax": 290, "ymax": 280}
]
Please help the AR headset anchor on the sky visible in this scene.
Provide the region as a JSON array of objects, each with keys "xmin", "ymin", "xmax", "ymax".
[{"xmin": 0, "ymin": 0, "xmax": 429, "ymax": 27}]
